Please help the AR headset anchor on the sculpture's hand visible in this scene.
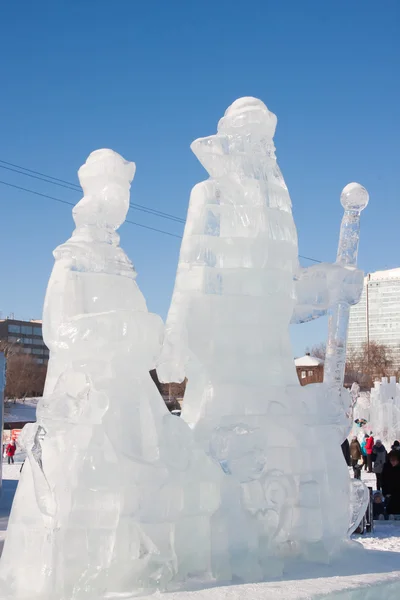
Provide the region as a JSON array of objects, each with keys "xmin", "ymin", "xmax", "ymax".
[
  {"xmin": 328, "ymin": 265, "xmax": 364, "ymax": 306},
  {"xmin": 291, "ymin": 263, "xmax": 364, "ymax": 324}
]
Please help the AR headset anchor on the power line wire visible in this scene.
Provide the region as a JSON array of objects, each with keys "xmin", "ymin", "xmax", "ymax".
[
  {"xmin": 0, "ymin": 162, "xmax": 321, "ymax": 263},
  {"xmin": 0, "ymin": 180, "xmax": 182, "ymax": 239},
  {"xmin": 1, "ymin": 180, "xmax": 74, "ymax": 208},
  {"xmin": 0, "ymin": 163, "xmax": 79, "ymax": 192},
  {"xmin": 0, "ymin": 160, "xmax": 185, "ymax": 224},
  {"xmin": 298, "ymin": 255, "xmax": 321, "ymax": 264},
  {"xmin": 0, "ymin": 159, "xmax": 82, "ymax": 188}
]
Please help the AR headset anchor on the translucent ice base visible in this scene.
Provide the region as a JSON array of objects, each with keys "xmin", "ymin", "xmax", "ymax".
[
  {"xmin": 137, "ymin": 568, "xmax": 400, "ymax": 600},
  {"xmin": 2, "ymin": 577, "xmax": 400, "ymax": 600},
  {"xmin": 1, "ymin": 548, "xmax": 399, "ymax": 600},
  {"xmin": 136, "ymin": 575, "xmax": 400, "ymax": 600}
]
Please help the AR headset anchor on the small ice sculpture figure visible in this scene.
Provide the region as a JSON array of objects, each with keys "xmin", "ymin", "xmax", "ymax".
[
  {"xmin": 158, "ymin": 98, "xmax": 367, "ymax": 572},
  {"xmin": 0, "ymin": 149, "xmax": 220, "ymax": 599},
  {"xmin": 370, "ymin": 377, "xmax": 400, "ymax": 446},
  {"xmin": 353, "ymin": 390, "xmax": 370, "ymax": 428}
]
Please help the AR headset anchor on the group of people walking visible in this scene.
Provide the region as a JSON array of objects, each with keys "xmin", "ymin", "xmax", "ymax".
[
  {"xmin": 4, "ymin": 431, "xmax": 400, "ymax": 517},
  {"xmin": 350, "ymin": 434, "xmax": 400, "ymax": 517}
]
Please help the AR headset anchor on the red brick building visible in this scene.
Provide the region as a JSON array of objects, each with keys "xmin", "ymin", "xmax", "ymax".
[
  {"xmin": 149, "ymin": 369, "xmax": 187, "ymax": 410},
  {"xmin": 295, "ymin": 353, "xmax": 324, "ymax": 386}
]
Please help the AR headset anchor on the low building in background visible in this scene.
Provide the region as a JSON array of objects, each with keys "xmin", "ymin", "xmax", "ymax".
[
  {"xmin": 0, "ymin": 318, "xmax": 49, "ymax": 365},
  {"xmin": 151, "ymin": 354, "xmax": 326, "ymax": 403},
  {"xmin": 150, "ymin": 369, "xmax": 187, "ymax": 410},
  {"xmin": 0, "ymin": 318, "xmax": 49, "ymax": 398},
  {"xmin": 295, "ymin": 353, "xmax": 324, "ymax": 386}
]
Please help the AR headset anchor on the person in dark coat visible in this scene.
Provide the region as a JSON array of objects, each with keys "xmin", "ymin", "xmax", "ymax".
[
  {"xmin": 341, "ymin": 439, "xmax": 351, "ymax": 467},
  {"xmin": 381, "ymin": 450, "xmax": 400, "ymax": 516},
  {"xmin": 372, "ymin": 440, "xmax": 387, "ymax": 491},
  {"xmin": 392, "ymin": 440, "xmax": 400, "ymax": 452},
  {"xmin": 372, "ymin": 491, "xmax": 386, "ymax": 520},
  {"xmin": 350, "ymin": 436, "xmax": 362, "ymax": 479}
]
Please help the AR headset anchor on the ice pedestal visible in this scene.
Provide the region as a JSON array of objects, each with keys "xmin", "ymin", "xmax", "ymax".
[
  {"xmin": 134, "ymin": 545, "xmax": 400, "ymax": 600},
  {"xmin": 134, "ymin": 575, "xmax": 400, "ymax": 600}
]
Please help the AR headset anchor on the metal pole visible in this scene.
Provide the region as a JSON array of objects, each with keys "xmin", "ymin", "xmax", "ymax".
[
  {"xmin": 366, "ymin": 275, "xmax": 370, "ymax": 377},
  {"xmin": 0, "ymin": 352, "xmax": 6, "ymax": 496},
  {"xmin": 324, "ymin": 183, "xmax": 369, "ymax": 393}
]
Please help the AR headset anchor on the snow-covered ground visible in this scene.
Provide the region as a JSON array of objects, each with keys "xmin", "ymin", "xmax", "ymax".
[
  {"xmin": 0, "ymin": 454, "xmax": 24, "ymax": 555},
  {"xmin": 3, "ymin": 398, "xmax": 38, "ymax": 425},
  {"xmin": 1, "ymin": 457, "xmax": 24, "ymax": 482},
  {"xmin": 1, "ymin": 460, "xmax": 400, "ymax": 599}
]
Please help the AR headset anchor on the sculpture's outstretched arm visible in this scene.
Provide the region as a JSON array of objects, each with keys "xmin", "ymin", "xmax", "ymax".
[{"xmin": 291, "ymin": 262, "xmax": 364, "ymax": 324}]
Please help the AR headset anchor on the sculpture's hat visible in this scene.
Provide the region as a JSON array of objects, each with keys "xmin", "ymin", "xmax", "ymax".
[
  {"xmin": 78, "ymin": 149, "xmax": 136, "ymax": 193},
  {"xmin": 74, "ymin": 149, "xmax": 136, "ymax": 230},
  {"xmin": 191, "ymin": 97, "xmax": 278, "ymax": 178},
  {"xmin": 218, "ymin": 97, "xmax": 277, "ymax": 139}
]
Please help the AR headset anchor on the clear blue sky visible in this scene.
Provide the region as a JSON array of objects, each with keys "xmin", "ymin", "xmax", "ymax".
[{"xmin": 0, "ymin": 1, "xmax": 398, "ymax": 357}]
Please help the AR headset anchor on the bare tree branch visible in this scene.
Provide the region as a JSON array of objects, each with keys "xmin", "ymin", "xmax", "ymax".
[
  {"xmin": 1, "ymin": 341, "xmax": 47, "ymax": 400},
  {"xmin": 305, "ymin": 343, "xmax": 326, "ymax": 361},
  {"xmin": 345, "ymin": 341, "xmax": 394, "ymax": 388}
]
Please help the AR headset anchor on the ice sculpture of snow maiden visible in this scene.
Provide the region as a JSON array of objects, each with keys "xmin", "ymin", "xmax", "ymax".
[
  {"xmin": 158, "ymin": 97, "xmax": 368, "ymax": 576},
  {"xmin": 0, "ymin": 150, "xmax": 221, "ymax": 599}
]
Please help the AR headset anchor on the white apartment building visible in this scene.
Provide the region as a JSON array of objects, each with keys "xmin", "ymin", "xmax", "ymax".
[{"xmin": 347, "ymin": 267, "xmax": 400, "ymax": 367}]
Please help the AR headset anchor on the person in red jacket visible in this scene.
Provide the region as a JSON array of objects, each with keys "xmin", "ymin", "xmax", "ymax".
[
  {"xmin": 366, "ymin": 432, "xmax": 375, "ymax": 473},
  {"xmin": 6, "ymin": 440, "xmax": 17, "ymax": 465}
]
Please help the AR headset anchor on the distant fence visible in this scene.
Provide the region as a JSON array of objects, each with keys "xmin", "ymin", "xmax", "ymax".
[{"xmin": 2, "ymin": 428, "xmax": 22, "ymax": 445}]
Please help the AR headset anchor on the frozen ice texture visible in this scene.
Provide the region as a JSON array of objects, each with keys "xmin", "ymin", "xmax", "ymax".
[
  {"xmin": 348, "ymin": 479, "xmax": 370, "ymax": 535},
  {"xmin": 352, "ymin": 390, "xmax": 371, "ymax": 427},
  {"xmin": 353, "ymin": 377, "xmax": 400, "ymax": 447},
  {"xmin": 324, "ymin": 183, "xmax": 369, "ymax": 396},
  {"xmin": 0, "ymin": 149, "xmax": 221, "ymax": 599},
  {"xmin": 158, "ymin": 97, "xmax": 367, "ymax": 573},
  {"xmin": 292, "ymin": 263, "xmax": 363, "ymax": 325}
]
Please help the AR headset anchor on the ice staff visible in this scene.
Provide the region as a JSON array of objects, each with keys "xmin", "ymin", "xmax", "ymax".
[{"xmin": 324, "ymin": 183, "xmax": 369, "ymax": 393}]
